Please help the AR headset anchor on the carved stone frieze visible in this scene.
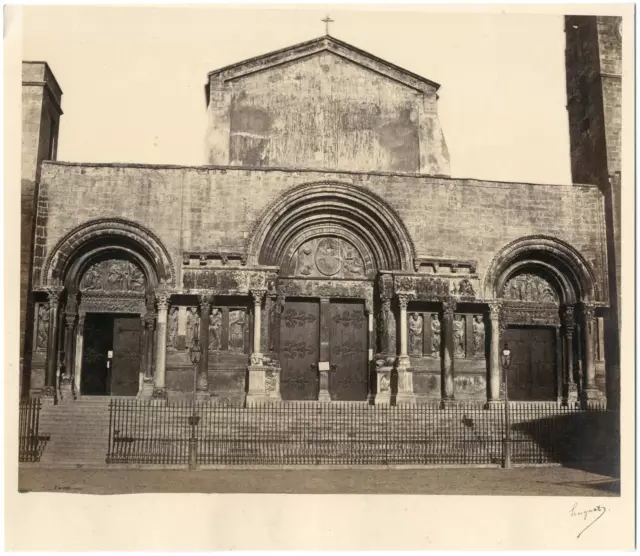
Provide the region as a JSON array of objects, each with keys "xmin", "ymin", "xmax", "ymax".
[
  {"xmin": 81, "ymin": 295, "xmax": 146, "ymax": 314},
  {"xmin": 378, "ymin": 273, "xmax": 394, "ymax": 300},
  {"xmin": 276, "ymin": 278, "xmax": 374, "ymax": 309},
  {"xmin": 502, "ymin": 273, "xmax": 559, "ymax": 303},
  {"xmin": 502, "ymin": 303, "xmax": 561, "ymax": 326},
  {"xmin": 413, "ymin": 258, "xmax": 477, "ymax": 275},
  {"xmin": 415, "ymin": 276, "xmax": 451, "ymax": 299},
  {"xmin": 80, "ymin": 259, "xmax": 146, "ymax": 293},
  {"xmin": 182, "ymin": 268, "xmax": 277, "ymax": 294},
  {"xmin": 395, "ymin": 275, "xmax": 416, "ymax": 294}
]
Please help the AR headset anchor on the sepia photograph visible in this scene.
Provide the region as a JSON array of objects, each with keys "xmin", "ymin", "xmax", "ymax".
[{"xmin": 6, "ymin": 3, "xmax": 635, "ymax": 551}]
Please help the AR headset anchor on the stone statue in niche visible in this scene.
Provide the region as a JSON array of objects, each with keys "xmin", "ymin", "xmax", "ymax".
[
  {"xmin": 430, "ymin": 314, "xmax": 441, "ymax": 355},
  {"xmin": 453, "ymin": 315, "xmax": 465, "ymax": 357},
  {"xmin": 36, "ymin": 304, "xmax": 49, "ymax": 351},
  {"xmin": 503, "ymin": 273, "xmax": 558, "ymax": 303},
  {"xmin": 229, "ymin": 309, "xmax": 245, "ymax": 352},
  {"xmin": 408, "ymin": 313, "xmax": 423, "ymax": 355},
  {"xmin": 209, "ymin": 308, "xmax": 222, "ymax": 351},
  {"xmin": 186, "ymin": 307, "xmax": 200, "ymax": 349},
  {"xmin": 473, "ymin": 315, "xmax": 485, "ymax": 355},
  {"xmin": 167, "ymin": 307, "xmax": 178, "ymax": 350}
]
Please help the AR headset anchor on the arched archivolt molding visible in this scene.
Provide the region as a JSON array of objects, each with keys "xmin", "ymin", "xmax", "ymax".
[
  {"xmin": 245, "ymin": 181, "xmax": 416, "ymax": 271},
  {"xmin": 483, "ymin": 235, "xmax": 598, "ymax": 303},
  {"xmin": 41, "ymin": 218, "xmax": 176, "ymax": 289}
]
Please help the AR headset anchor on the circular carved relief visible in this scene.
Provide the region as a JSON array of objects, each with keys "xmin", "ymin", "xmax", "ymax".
[{"xmin": 315, "ymin": 238, "xmax": 343, "ymax": 276}]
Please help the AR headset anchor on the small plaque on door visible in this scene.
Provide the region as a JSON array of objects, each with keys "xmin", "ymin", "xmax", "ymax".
[
  {"xmin": 107, "ymin": 350, "xmax": 113, "ymax": 358},
  {"xmin": 318, "ymin": 361, "xmax": 330, "ymax": 371}
]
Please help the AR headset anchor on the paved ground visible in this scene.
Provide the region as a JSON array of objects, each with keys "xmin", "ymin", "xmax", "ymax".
[{"xmin": 18, "ymin": 465, "xmax": 620, "ymax": 496}]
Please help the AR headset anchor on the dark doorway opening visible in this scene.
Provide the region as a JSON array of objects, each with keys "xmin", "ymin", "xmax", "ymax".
[
  {"xmin": 81, "ymin": 313, "xmax": 141, "ymax": 396},
  {"xmin": 503, "ymin": 326, "xmax": 557, "ymax": 401}
]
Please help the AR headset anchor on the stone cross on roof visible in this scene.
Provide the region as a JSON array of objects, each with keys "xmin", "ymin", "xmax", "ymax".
[{"xmin": 322, "ymin": 15, "xmax": 334, "ymax": 35}]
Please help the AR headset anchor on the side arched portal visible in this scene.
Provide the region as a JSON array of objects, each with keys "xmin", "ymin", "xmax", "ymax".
[{"xmin": 36, "ymin": 219, "xmax": 174, "ymax": 399}]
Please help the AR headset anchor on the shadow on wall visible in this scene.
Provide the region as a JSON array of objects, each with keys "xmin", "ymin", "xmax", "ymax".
[{"xmin": 513, "ymin": 411, "xmax": 620, "ymax": 479}]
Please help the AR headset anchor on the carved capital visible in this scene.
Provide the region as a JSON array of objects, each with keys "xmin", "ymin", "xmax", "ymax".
[
  {"xmin": 250, "ymin": 352, "xmax": 264, "ymax": 366},
  {"xmin": 44, "ymin": 286, "xmax": 64, "ymax": 307},
  {"xmin": 582, "ymin": 303, "xmax": 596, "ymax": 324},
  {"xmin": 442, "ymin": 299, "xmax": 456, "ymax": 317},
  {"xmin": 251, "ymin": 289, "xmax": 267, "ymax": 306},
  {"xmin": 488, "ymin": 301, "xmax": 502, "ymax": 320},
  {"xmin": 155, "ymin": 290, "xmax": 171, "ymax": 311},
  {"xmin": 563, "ymin": 305, "xmax": 576, "ymax": 329},
  {"xmin": 197, "ymin": 293, "xmax": 214, "ymax": 310},
  {"xmin": 397, "ymin": 294, "xmax": 411, "ymax": 310}
]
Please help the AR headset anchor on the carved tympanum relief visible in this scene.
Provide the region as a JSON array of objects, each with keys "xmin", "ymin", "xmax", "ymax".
[
  {"xmin": 80, "ymin": 259, "xmax": 146, "ymax": 293},
  {"xmin": 289, "ymin": 237, "xmax": 365, "ymax": 278},
  {"xmin": 502, "ymin": 273, "xmax": 559, "ymax": 303}
]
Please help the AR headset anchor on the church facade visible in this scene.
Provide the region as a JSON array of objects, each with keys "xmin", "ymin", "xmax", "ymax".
[{"xmin": 21, "ymin": 24, "xmax": 621, "ymax": 409}]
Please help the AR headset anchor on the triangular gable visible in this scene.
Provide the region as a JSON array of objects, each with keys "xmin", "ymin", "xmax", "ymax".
[{"xmin": 207, "ymin": 35, "xmax": 440, "ymax": 94}]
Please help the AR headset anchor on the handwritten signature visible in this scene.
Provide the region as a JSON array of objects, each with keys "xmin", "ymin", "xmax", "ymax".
[{"xmin": 570, "ymin": 502, "xmax": 607, "ymax": 538}]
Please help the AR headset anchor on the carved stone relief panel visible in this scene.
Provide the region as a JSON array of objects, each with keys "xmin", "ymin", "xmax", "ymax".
[
  {"xmin": 408, "ymin": 313, "xmax": 423, "ymax": 355},
  {"xmin": 472, "ymin": 315, "xmax": 485, "ymax": 357},
  {"xmin": 80, "ymin": 259, "xmax": 146, "ymax": 293},
  {"xmin": 228, "ymin": 309, "xmax": 246, "ymax": 353},
  {"xmin": 36, "ymin": 303, "xmax": 49, "ymax": 351},
  {"xmin": 208, "ymin": 308, "xmax": 223, "ymax": 352},
  {"xmin": 453, "ymin": 315, "xmax": 466, "ymax": 358},
  {"xmin": 502, "ymin": 273, "xmax": 559, "ymax": 303},
  {"xmin": 430, "ymin": 314, "xmax": 441, "ymax": 356},
  {"xmin": 167, "ymin": 307, "xmax": 179, "ymax": 351},
  {"xmin": 288, "ymin": 237, "xmax": 365, "ymax": 279},
  {"xmin": 186, "ymin": 307, "xmax": 200, "ymax": 350}
]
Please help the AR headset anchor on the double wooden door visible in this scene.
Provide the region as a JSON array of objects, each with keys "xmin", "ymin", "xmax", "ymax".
[
  {"xmin": 81, "ymin": 313, "xmax": 141, "ymax": 396},
  {"xmin": 279, "ymin": 299, "xmax": 368, "ymax": 401},
  {"xmin": 503, "ymin": 327, "xmax": 557, "ymax": 401}
]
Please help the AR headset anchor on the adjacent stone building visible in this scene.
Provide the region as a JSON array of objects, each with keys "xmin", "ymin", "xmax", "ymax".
[{"xmin": 21, "ymin": 27, "xmax": 620, "ymax": 408}]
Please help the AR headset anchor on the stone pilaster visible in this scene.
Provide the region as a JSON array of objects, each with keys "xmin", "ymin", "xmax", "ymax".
[
  {"xmin": 441, "ymin": 299, "xmax": 456, "ymax": 407},
  {"xmin": 395, "ymin": 294, "xmax": 415, "ymax": 405},
  {"xmin": 196, "ymin": 294, "xmax": 213, "ymax": 400},
  {"xmin": 246, "ymin": 289, "xmax": 271, "ymax": 404},
  {"xmin": 74, "ymin": 313, "xmax": 85, "ymax": 398},
  {"xmin": 374, "ymin": 298, "xmax": 395, "ymax": 405},
  {"xmin": 486, "ymin": 302, "xmax": 502, "ymax": 407},
  {"xmin": 59, "ymin": 312, "xmax": 77, "ymax": 403},
  {"xmin": 138, "ymin": 312, "xmax": 156, "ymax": 399},
  {"xmin": 152, "ymin": 291, "xmax": 170, "ymax": 399},
  {"xmin": 318, "ymin": 298, "xmax": 332, "ymax": 403},
  {"xmin": 581, "ymin": 303, "xmax": 603, "ymax": 407},
  {"xmin": 563, "ymin": 305, "xmax": 579, "ymax": 406},
  {"xmin": 43, "ymin": 287, "xmax": 63, "ymax": 400}
]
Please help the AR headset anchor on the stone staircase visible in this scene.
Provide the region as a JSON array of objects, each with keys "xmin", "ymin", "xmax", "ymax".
[{"xmin": 37, "ymin": 397, "xmax": 112, "ymax": 466}]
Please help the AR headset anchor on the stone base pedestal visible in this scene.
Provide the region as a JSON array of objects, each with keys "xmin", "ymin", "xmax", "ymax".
[
  {"xmin": 138, "ymin": 376, "xmax": 154, "ymax": 399},
  {"xmin": 484, "ymin": 400, "xmax": 503, "ymax": 410},
  {"xmin": 563, "ymin": 384, "xmax": 579, "ymax": 407},
  {"xmin": 318, "ymin": 368, "xmax": 331, "ymax": 402},
  {"xmin": 152, "ymin": 387, "xmax": 167, "ymax": 400},
  {"xmin": 374, "ymin": 366, "xmax": 392, "ymax": 405},
  {"xmin": 440, "ymin": 398, "xmax": 457, "ymax": 409},
  {"xmin": 246, "ymin": 365, "xmax": 282, "ymax": 404},
  {"xmin": 581, "ymin": 388, "xmax": 605, "ymax": 409},
  {"xmin": 195, "ymin": 391, "xmax": 213, "ymax": 403},
  {"xmin": 58, "ymin": 378, "xmax": 75, "ymax": 403},
  {"xmin": 395, "ymin": 356, "xmax": 415, "ymax": 405}
]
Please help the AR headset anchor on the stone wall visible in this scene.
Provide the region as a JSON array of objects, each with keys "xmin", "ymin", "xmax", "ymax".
[{"xmin": 35, "ymin": 162, "xmax": 608, "ymax": 300}]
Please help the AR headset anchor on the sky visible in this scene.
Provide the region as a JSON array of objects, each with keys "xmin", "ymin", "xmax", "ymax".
[{"xmin": 22, "ymin": 6, "xmax": 573, "ymax": 184}]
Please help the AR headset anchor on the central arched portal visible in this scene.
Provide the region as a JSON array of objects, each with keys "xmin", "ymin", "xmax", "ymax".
[{"xmin": 250, "ymin": 181, "xmax": 415, "ymax": 401}]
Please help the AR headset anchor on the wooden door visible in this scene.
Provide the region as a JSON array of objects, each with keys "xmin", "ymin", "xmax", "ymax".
[
  {"xmin": 111, "ymin": 316, "xmax": 142, "ymax": 396},
  {"xmin": 504, "ymin": 327, "xmax": 556, "ymax": 401},
  {"xmin": 81, "ymin": 313, "xmax": 113, "ymax": 395},
  {"xmin": 279, "ymin": 300, "xmax": 320, "ymax": 400},
  {"xmin": 329, "ymin": 301, "xmax": 368, "ymax": 401}
]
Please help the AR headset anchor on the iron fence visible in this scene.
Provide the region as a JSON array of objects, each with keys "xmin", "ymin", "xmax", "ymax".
[
  {"xmin": 19, "ymin": 398, "xmax": 44, "ymax": 462},
  {"xmin": 107, "ymin": 399, "xmax": 615, "ymax": 467}
]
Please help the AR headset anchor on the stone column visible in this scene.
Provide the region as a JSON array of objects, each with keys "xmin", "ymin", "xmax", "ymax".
[
  {"xmin": 196, "ymin": 294, "xmax": 213, "ymax": 400},
  {"xmin": 395, "ymin": 294, "xmax": 415, "ymax": 405},
  {"xmin": 440, "ymin": 299, "xmax": 456, "ymax": 407},
  {"xmin": 487, "ymin": 302, "xmax": 502, "ymax": 406},
  {"xmin": 374, "ymin": 298, "xmax": 394, "ymax": 405},
  {"xmin": 138, "ymin": 312, "xmax": 156, "ymax": 399},
  {"xmin": 562, "ymin": 305, "xmax": 578, "ymax": 406},
  {"xmin": 581, "ymin": 303, "xmax": 602, "ymax": 407},
  {"xmin": 153, "ymin": 291, "xmax": 170, "ymax": 399},
  {"xmin": 246, "ymin": 289, "xmax": 270, "ymax": 404},
  {"xmin": 43, "ymin": 287, "xmax": 63, "ymax": 399},
  {"xmin": 59, "ymin": 312, "xmax": 77, "ymax": 402},
  {"xmin": 74, "ymin": 313, "xmax": 85, "ymax": 398},
  {"xmin": 318, "ymin": 297, "xmax": 332, "ymax": 402}
]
